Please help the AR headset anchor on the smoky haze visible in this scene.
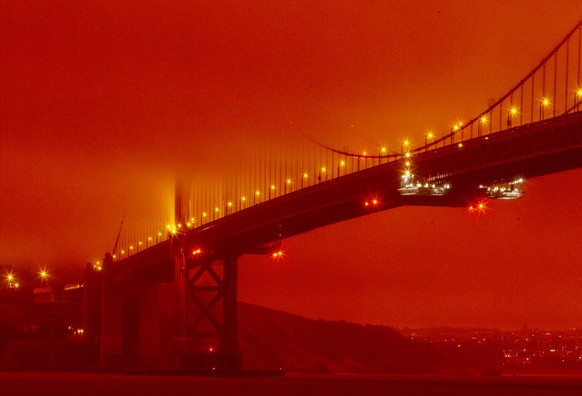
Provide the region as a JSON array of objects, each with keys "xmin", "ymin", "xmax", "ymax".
[{"xmin": 1, "ymin": 1, "xmax": 581, "ymax": 329}]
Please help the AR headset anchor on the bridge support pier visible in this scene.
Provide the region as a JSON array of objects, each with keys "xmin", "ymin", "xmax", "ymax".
[{"xmin": 173, "ymin": 243, "xmax": 241, "ymax": 372}]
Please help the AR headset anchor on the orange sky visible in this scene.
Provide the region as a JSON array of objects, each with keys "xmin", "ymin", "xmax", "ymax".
[{"xmin": 1, "ymin": 1, "xmax": 581, "ymax": 329}]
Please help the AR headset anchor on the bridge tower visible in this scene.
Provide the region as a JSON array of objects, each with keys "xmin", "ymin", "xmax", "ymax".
[{"xmin": 173, "ymin": 179, "xmax": 241, "ymax": 371}]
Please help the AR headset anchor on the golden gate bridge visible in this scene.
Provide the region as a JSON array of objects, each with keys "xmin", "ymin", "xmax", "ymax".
[{"xmin": 81, "ymin": 20, "xmax": 582, "ymax": 372}]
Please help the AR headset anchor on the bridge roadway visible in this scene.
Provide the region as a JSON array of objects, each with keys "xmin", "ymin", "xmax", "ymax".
[{"xmin": 110, "ymin": 111, "xmax": 582, "ymax": 282}]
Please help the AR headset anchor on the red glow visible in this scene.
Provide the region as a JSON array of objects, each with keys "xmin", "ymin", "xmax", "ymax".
[{"xmin": 1, "ymin": 1, "xmax": 580, "ymax": 333}]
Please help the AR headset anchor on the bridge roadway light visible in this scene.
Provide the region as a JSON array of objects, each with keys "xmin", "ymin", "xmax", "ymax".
[
  {"xmin": 319, "ymin": 167, "xmax": 326, "ymax": 182},
  {"xmin": 425, "ymin": 132, "xmax": 434, "ymax": 147},
  {"xmin": 337, "ymin": 160, "xmax": 345, "ymax": 177},
  {"xmin": 540, "ymin": 97, "xmax": 550, "ymax": 120},
  {"xmin": 40, "ymin": 269, "xmax": 48, "ymax": 280},
  {"xmin": 506, "ymin": 107, "xmax": 518, "ymax": 128}
]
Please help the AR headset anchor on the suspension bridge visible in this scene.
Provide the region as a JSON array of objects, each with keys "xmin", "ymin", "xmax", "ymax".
[{"xmin": 84, "ymin": 21, "xmax": 582, "ymax": 372}]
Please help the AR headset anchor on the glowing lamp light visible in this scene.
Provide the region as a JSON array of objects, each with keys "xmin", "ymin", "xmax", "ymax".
[
  {"xmin": 510, "ymin": 107, "xmax": 518, "ymax": 115},
  {"xmin": 286, "ymin": 178, "xmax": 292, "ymax": 185},
  {"xmin": 405, "ymin": 152, "xmax": 411, "ymax": 158},
  {"xmin": 208, "ymin": 347, "xmax": 214, "ymax": 353},
  {"xmin": 380, "ymin": 147, "xmax": 387, "ymax": 154},
  {"xmin": 426, "ymin": 132, "xmax": 434, "ymax": 139},
  {"xmin": 272, "ymin": 250, "xmax": 284, "ymax": 259},
  {"xmin": 339, "ymin": 160, "xmax": 345, "ymax": 166},
  {"xmin": 469, "ymin": 200, "xmax": 487, "ymax": 214},
  {"xmin": 227, "ymin": 201, "xmax": 233, "ymax": 207},
  {"xmin": 372, "ymin": 199, "xmax": 378, "ymax": 205},
  {"xmin": 541, "ymin": 97, "xmax": 550, "ymax": 106},
  {"xmin": 255, "ymin": 190, "xmax": 260, "ymax": 196},
  {"xmin": 192, "ymin": 248, "xmax": 202, "ymax": 256},
  {"xmin": 303, "ymin": 172, "xmax": 309, "ymax": 178},
  {"xmin": 215, "ymin": 207, "xmax": 219, "ymax": 212},
  {"xmin": 40, "ymin": 270, "xmax": 48, "ymax": 279},
  {"xmin": 271, "ymin": 185, "xmax": 276, "ymax": 190},
  {"xmin": 458, "ymin": 143, "xmax": 463, "ymax": 148},
  {"xmin": 362, "ymin": 151, "xmax": 367, "ymax": 156},
  {"xmin": 403, "ymin": 140, "xmax": 409, "ymax": 146},
  {"xmin": 480, "ymin": 115, "xmax": 488, "ymax": 123},
  {"xmin": 321, "ymin": 167, "xmax": 326, "ymax": 173},
  {"xmin": 405, "ymin": 161, "xmax": 410, "ymax": 167},
  {"xmin": 577, "ymin": 88, "xmax": 582, "ymax": 96},
  {"xmin": 202, "ymin": 212, "xmax": 207, "ymax": 217},
  {"xmin": 7, "ymin": 274, "xmax": 14, "ymax": 282},
  {"xmin": 241, "ymin": 196, "xmax": 246, "ymax": 202}
]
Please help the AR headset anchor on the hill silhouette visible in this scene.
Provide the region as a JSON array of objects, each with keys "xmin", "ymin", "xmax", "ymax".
[{"xmin": 238, "ymin": 302, "xmax": 443, "ymax": 373}]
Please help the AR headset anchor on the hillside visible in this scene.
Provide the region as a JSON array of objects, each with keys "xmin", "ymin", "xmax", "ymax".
[{"xmin": 238, "ymin": 302, "xmax": 443, "ymax": 373}]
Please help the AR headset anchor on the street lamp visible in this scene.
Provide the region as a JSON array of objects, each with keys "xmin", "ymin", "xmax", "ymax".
[
  {"xmin": 401, "ymin": 139, "xmax": 409, "ymax": 154},
  {"xmin": 540, "ymin": 97, "xmax": 550, "ymax": 120},
  {"xmin": 425, "ymin": 132, "xmax": 434, "ymax": 148}
]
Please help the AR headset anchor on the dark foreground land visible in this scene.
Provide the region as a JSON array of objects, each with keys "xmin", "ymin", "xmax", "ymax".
[{"xmin": 1, "ymin": 372, "xmax": 581, "ymax": 396}]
